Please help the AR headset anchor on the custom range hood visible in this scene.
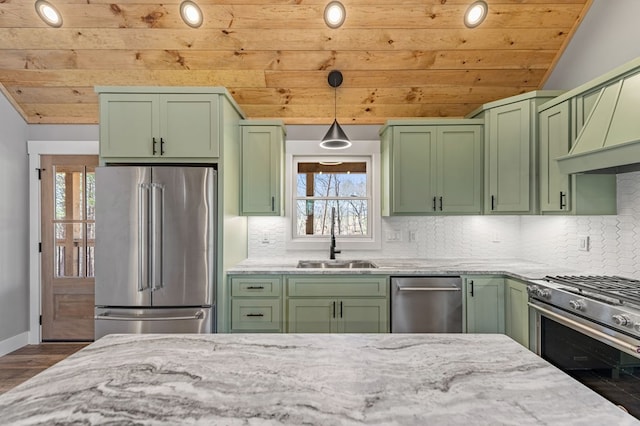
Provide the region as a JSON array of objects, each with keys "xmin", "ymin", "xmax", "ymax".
[{"xmin": 556, "ymin": 67, "xmax": 640, "ymax": 174}]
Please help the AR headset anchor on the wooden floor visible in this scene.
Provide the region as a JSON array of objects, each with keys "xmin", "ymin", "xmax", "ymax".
[{"xmin": 0, "ymin": 343, "xmax": 88, "ymax": 395}]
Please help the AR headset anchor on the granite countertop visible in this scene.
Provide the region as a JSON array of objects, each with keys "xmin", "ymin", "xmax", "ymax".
[
  {"xmin": 0, "ymin": 334, "xmax": 637, "ymax": 425},
  {"xmin": 227, "ymin": 257, "xmax": 582, "ymax": 281}
]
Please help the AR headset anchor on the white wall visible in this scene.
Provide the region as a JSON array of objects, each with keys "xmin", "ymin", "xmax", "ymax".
[
  {"xmin": 0, "ymin": 91, "xmax": 29, "ymax": 348},
  {"xmin": 544, "ymin": 0, "xmax": 640, "ymax": 90}
]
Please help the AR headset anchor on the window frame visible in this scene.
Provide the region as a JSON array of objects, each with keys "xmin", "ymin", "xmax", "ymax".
[{"xmin": 285, "ymin": 139, "xmax": 381, "ymax": 251}]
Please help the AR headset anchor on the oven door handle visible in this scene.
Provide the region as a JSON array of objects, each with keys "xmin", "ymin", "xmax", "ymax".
[{"xmin": 529, "ymin": 302, "xmax": 640, "ymax": 356}]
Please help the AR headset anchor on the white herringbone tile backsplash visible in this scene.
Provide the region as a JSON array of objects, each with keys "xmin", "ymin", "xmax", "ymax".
[{"xmin": 248, "ymin": 171, "xmax": 640, "ymax": 279}]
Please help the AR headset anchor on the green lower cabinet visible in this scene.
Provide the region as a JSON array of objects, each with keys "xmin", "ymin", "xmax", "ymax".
[
  {"xmin": 229, "ymin": 275, "xmax": 283, "ymax": 333},
  {"xmin": 464, "ymin": 276, "xmax": 505, "ymax": 333},
  {"xmin": 286, "ymin": 276, "xmax": 389, "ymax": 333},
  {"xmin": 505, "ymin": 279, "xmax": 530, "ymax": 348},
  {"xmin": 287, "ymin": 298, "xmax": 388, "ymax": 333}
]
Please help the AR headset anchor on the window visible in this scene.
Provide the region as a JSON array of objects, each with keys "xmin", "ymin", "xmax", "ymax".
[
  {"xmin": 295, "ymin": 161, "xmax": 369, "ymax": 238},
  {"xmin": 285, "ymin": 139, "xmax": 381, "ymax": 251}
]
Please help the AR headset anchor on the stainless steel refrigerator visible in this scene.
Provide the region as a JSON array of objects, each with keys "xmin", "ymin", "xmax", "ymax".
[{"xmin": 94, "ymin": 166, "xmax": 216, "ymax": 339}]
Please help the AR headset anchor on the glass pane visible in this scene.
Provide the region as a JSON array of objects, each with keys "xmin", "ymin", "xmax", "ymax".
[
  {"xmin": 54, "ymin": 165, "xmax": 85, "ymax": 220},
  {"xmin": 86, "ymin": 166, "xmax": 96, "ymax": 221},
  {"xmin": 297, "ymin": 162, "xmax": 367, "ymax": 197},
  {"xmin": 295, "ymin": 199, "xmax": 368, "ymax": 237},
  {"xmin": 86, "ymin": 223, "xmax": 95, "ymax": 278},
  {"xmin": 54, "ymin": 223, "xmax": 85, "ymax": 278}
]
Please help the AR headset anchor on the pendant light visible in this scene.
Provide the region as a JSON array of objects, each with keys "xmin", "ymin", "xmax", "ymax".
[{"xmin": 320, "ymin": 70, "xmax": 352, "ymax": 150}]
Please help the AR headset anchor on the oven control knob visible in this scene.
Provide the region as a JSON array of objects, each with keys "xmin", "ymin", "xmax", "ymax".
[
  {"xmin": 635, "ymin": 323, "xmax": 640, "ymax": 332},
  {"xmin": 612, "ymin": 315, "xmax": 631, "ymax": 327},
  {"xmin": 526, "ymin": 285, "xmax": 537, "ymax": 295},
  {"xmin": 569, "ymin": 300, "xmax": 585, "ymax": 311},
  {"xmin": 535, "ymin": 288, "xmax": 551, "ymax": 298}
]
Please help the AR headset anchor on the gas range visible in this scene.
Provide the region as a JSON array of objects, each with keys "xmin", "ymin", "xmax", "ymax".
[{"xmin": 528, "ymin": 276, "xmax": 640, "ymax": 339}]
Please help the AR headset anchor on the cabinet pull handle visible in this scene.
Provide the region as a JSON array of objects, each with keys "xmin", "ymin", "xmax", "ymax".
[
  {"xmin": 246, "ymin": 286, "xmax": 265, "ymax": 290},
  {"xmin": 439, "ymin": 196, "xmax": 443, "ymax": 211},
  {"xmin": 152, "ymin": 137, "xmax": 158, "ymax": 155},
  {"xmin": 245, "ymin": 313, "xmax": 264, "ymax": 318},
  {"xmin": 340, "ymin": 301, "xmax": 343, "ymax": 318},
  {"xmin": 560, "ymin": 192, "xmax": 566, "ymax": 210},
  {"xmin": 432, "ymin": 196, "xmax": 436, "ymax": 211},
  {"xmin": 470, "ymin": 280, "xmax": 474, "ymax": 297},
  {"xmin": 160, "ymin": 137, "xmax": 165, "ymax": 155},
  {"xmin": 332, "ymin": 301, "xmax": 336, "ymax": 318},
  {"xmin": 491, "ymin": 195, "xmax": 495, "ymax": 211},
  {"xmin": 271, "ymin": 196, "xmax": 275, "ymax": 212}
]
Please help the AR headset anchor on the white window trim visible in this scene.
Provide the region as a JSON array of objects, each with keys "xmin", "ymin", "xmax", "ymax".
[{"xmin": 285, "ymin": 139, "xmax": 381, "ymax": 251}]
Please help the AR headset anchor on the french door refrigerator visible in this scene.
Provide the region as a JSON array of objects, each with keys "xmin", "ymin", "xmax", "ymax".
[{"xmin": 94, "ymin": 166, "xmax": 216, "ymax": 339}]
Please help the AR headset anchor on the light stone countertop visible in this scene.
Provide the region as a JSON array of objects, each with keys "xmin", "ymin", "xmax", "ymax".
[
  {"xmin": 227, "ymin": 257, "xmax": 583, "ymax": 281},
  {"xmin": 0, "ymin": 333, "xmax": 637, "ymax": 425}
]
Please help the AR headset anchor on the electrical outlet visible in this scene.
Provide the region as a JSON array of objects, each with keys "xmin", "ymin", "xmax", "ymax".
[
  {"xmin": 578, "ymin": 235, "xmax": 590, "ymax": 251},
  {"xmin": 262, "ymin": 233, "xmax": 270, "ymax": 244},
  {"xmin": 408, "ymin": 230, "xmax": 417, "ymax": 242},
  {"xmin": 386, "ymin": 230, "xmax": 401, "ymax": 242}
]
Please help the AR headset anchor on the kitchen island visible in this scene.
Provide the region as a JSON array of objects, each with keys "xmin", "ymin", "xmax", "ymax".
[{"xmin": 0, "ymin": 334, "xmax": 637, "ymax": 425}]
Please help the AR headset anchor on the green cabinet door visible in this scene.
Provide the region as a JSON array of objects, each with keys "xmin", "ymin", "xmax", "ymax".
[
  {"xmin": 539, "ymin": 100, "xmax": 617, "ymax": 215},
  {"xmin": 160, "ymin": 94, "xmax": 220, "ymax": 158},
  {"xmin": 99, "ymin": 93, "xmax": 159, "ymax": 158},
  {"xmin": 465, "ymin": 276, "xmax": 505, "ymax": 333},
  {"xmin": 240, "ymin": 121, "xmax": 285, "ymax": 215},
  {"xmin": 505, "ymin": 279, "xmax": 529, "ymax": 348},
  {"xmin": 338, "ymin": 298, "xmax": 389, "ymax": 333},
  {"xmin": 539, "ymin": 101, "xmax": 571, "ymax": 212},
  {"xmin": 391, "ymin": 126, "xmax": 436, "ymax": 213},
  {"xmin": 486, "ymin": 101, "xmax": 531, "ymax": 213},
  {"xmin": 437, "ymin": 125, "xmax": 483, "ymax": 213},
  {"xmin": 288, "ymin": 298, "xmax": 336, "ymax": 333}
]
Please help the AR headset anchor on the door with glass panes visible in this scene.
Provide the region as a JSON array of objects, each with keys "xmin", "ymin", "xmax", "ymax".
[{"xmin": 40, "ymin": 155, "xmax": 98, "ymax": 341}]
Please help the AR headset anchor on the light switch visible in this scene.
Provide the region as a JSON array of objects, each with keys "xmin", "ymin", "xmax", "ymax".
[{"xmin": 578, "ymin": 235, "xmax": 589, "ymax": 251}]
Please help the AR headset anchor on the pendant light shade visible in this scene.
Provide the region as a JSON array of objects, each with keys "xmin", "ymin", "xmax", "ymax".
[
  {"xmin": 320, "ymin": 119, "xmax": 352, "ymax": 149},
  {"xmin": 320, "ymin": 70, "xmax": 351, "ymax": 150}
]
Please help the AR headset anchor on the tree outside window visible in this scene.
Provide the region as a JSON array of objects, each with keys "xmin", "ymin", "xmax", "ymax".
[{"xmin": 295, "ymin": 161, "xmax": 369, "ymax": 238}]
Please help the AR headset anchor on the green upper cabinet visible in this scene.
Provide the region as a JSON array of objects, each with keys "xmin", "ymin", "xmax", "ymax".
[
  {"xmin": 380, "ymin": 120, "xmax": 483, "ymax": 215},
  {"xmin": 240, "ymin": 120, "xmax": 286, "ymax": 216},
  {"xmin": 467, "ymin": 91, "xmax": 563, "ymax": 214},
  {"xmin": 538, "ymin": 100, "xmax": 616, "ymax": 214},
  {"xmin": 464, "ymin": 276, "xmax": 505, "ymax": 334},
  {"xmin": 96, "ymin": 87, "xmax": 244, "ymax": 163}
]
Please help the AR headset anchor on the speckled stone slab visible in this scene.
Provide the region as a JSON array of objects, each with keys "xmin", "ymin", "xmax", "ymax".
[{"xmin": 0, "ymin": 334, "xmax": 637, "ymax": 425}]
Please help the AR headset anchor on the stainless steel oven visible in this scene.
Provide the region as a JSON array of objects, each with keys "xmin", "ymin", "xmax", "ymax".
[{"xmin": 528, "ymin": 276, "xmax": 640, "ymax": 418}]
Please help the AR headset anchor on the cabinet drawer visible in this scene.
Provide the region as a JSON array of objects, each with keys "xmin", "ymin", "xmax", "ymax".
[
  {"xmin": 231, "ymin": 299, "xmax": 281, "ymax": 331},
  {"xmin": 231, "ymin": 277, "xmax": 282, "ymax": 297},
  {"xmin": 287, "ymin": 276, "xmax": 388, "ymax": 297}
]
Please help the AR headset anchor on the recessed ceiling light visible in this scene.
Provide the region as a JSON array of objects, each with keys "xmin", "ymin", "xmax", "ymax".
[
  {"xmin": 35, "ymin": 0, "xmax": 62, "ymax": 28},
  {"xmin": 180, "ymin": 1, "xmax": 203, "ymax": 28},
  {"xmin": 464, "ymin": 1, "xmax": 488, "ymax": 28},
  {"xmin": 324, "ymin": 1, "xmax": 346, "ymax": 29}
]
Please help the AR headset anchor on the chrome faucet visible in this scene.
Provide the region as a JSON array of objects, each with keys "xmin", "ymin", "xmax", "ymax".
[{"xmin": 329, "ymin": 207, "xmax": 341, "ymax": 260}]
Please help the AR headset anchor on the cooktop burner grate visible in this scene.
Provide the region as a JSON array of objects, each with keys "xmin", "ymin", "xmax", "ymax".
[{"xmin": 544, "ymin": 275, "xmax": 640, "ymax": 306}]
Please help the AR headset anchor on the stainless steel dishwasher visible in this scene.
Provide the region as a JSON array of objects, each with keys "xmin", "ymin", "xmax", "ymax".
[{"xmin": 391, "ymin": 276, "xmax": 463, "ymax": 333}]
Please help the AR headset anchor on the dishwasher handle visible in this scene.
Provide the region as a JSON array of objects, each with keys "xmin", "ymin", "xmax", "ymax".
[{"xmin": 396, "ymin": 284, "xmax": 461, "ymax": 292}]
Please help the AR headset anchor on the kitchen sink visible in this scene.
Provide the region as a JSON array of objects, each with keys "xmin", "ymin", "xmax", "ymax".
[{"xmin": 296, "ymin": 260, "xmax": 378, "ymax": 269}]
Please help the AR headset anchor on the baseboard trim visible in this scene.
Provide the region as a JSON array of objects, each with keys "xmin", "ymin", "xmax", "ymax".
[{"xmin": 0, "ymin": 332, "xmax": 29, "ymax": 357}]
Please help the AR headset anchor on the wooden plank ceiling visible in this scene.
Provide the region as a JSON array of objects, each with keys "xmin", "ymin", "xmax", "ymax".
[{"xmin": 0, "ymin": 0, "xmax": 591, "ymax": 125}]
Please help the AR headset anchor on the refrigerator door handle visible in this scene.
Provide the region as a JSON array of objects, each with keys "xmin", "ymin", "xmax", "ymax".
[
  {"xmin": 137, "ymin": 183, "xmax": 151, "ymax": 292},
  {"xmin": 95, "ymin": 310, "xmax": 205, "ymax": 321},
  {"xmin": 151, "ymin": 183, "xmax": 164, "ymax": 292}
]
